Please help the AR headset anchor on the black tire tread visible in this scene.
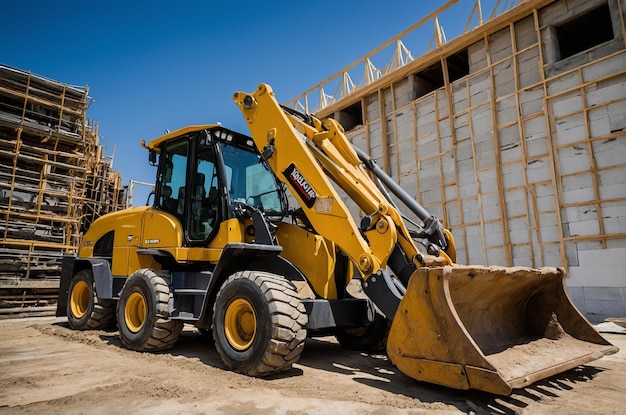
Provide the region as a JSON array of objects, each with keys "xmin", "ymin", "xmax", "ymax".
[
  {"xmin": 118, "ymin": 269, "xmax": 183, "ymax": 352},
  {"xmin": 214, "ymin": 270, "xmax": 307, "ymax": 376}
]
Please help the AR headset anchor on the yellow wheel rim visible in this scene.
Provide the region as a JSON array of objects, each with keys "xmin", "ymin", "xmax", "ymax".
[
  {"xmin": 224, "ymin": 298, "xmax": 256, "ymax": 350},
  {"xmin": 125, "ymin": 291, "xmax": 147, "ymax": 333},
  {"xmin": 70, "ymin": 280, "xmax": 90, "ymax": 319}
]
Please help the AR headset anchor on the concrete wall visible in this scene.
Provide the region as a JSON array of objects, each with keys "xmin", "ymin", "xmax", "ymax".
[{"xmin": 341, "ymin": 0, "xmax": 626, "ymax": 322}]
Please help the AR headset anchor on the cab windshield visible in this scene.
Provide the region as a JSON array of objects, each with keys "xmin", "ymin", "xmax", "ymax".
[{"xmin": 219, "ymin": 142, "xmax": 286, "ymax": 215}]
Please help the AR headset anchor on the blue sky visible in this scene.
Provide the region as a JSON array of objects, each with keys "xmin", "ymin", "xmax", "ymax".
[{"xmin": 1, "ymin": 0, "xmax": 487, "ymax": 203}]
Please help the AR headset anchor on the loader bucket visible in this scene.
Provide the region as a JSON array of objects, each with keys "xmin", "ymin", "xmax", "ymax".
[{"xmin": 387, "ymin": 265, "xmax": 618, "ymax": 395}]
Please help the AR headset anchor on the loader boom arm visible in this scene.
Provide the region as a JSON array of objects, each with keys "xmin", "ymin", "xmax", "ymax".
[{"xmin": 233, "ymin": 84, "xmax": 452, "ymax": 283}]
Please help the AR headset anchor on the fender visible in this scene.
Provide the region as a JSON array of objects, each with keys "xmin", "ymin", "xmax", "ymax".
[
  {"xmin": 56, "ymin": 255, "xmax": 115, "ymax": 317},
  {"xmin": 195, "ymin": 243, "xmax": 305, "ymax": 329}
]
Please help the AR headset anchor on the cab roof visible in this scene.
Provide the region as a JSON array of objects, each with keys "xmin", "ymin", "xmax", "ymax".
[{"xmin": 146, "ymin": 124, "xmax": 220, "ymax": 152}]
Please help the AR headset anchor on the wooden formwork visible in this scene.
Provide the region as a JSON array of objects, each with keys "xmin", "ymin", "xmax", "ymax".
[{"xmin": 0, "ymin": 64, "xmax": 125, "ymax": 281}]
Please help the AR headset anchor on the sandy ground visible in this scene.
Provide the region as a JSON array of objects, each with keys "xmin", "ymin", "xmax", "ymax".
[{"xmin": 0, "ymin": 317, "xmax": 624, "ymax": 415}]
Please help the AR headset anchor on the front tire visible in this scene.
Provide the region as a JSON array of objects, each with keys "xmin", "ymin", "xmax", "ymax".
[
  {"xmin": 67, "ymin": 269, "xmax": 114, "ymax": 330},
  {"xmin": 212, "ymin": 271, "xmax": 307, "ymax": 376},
  {"xmin": 117, "ymin": 269, "xmax": 183, "ymax": 351}
]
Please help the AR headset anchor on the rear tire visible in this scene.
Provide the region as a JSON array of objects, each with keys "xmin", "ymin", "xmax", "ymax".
[
  {"xmin": 67, "ymin": 269, "xmax": 114, "ymax": 330},
  {"xmin": 212, "ymin": 271, "xmax": 307, "ymax": 376},
  {"xmin": 117, "ymin": 269, "xmax": 183, "ymax": 351}
]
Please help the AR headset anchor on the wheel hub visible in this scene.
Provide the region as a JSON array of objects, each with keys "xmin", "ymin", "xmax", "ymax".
[
  {"xmin": 125, "ymin": 291, "xmax": 147, "ymax": 333},
  {"xmin": 70, "ymin": 280, "xmax": 90, "ymax": 319},
  {"xmin": 224, "ymin": 298, "xmax": 256, "ymax": 350}
]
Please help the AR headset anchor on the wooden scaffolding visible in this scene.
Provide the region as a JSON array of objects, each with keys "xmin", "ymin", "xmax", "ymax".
[{"xmin": 0, "ymin": 64, "xmax": 125, "ymax": 281}]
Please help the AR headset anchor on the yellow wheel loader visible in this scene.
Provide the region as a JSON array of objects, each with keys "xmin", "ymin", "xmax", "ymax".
[{"xmin": 57, "ymin": 84, "xmax": 617, "ymax": 395}]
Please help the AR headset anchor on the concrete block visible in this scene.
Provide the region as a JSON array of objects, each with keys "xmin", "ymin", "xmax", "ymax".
[
  {"xmin": 584, "ymin": 286, "xmax": 624, "ymax": 302},
  {"xmin": 444, "ymin": 185, "xmax": 456, "ymax": 200},
  {"xmin": 496, "ymin": 96, "xmax": 517, "ymax": 126},
  {"xmin": 487, "ymin": 247, "xmax": 506, "ymax": 266},
  {"xmin": 462, "ymin": 198, "xmax": 480, "ymax": 222},
  {"xmin": 446, "ymin": 201, "xmax": 461, "ymax": 226},
  {"xmin": 468, "ymin": 72, "xmax": 491, "ymax": 106},
  {"xmin": 537, "ymin": 211, "xmax": 558, "ymax": 228},
  {"xmin": 488, "ymin": 26, "xmax": 513, "ymax": 63},
  {"xmin": 558, "ymin": 144, "xmax": 590, "ymax": 175},
  {"xmin": 608, "ymin": 238, "xmax": 626, "ymax": 249},
  {"xmin": 454, "ymin": 113, "xmax": 471, "ymax": 141},
  {"xmin": 567, "ymin": 286, "xmax": 585, "ymax": 301},
  {"xmin": 509, "ymin": 220, "xmax": 530, "ymax": 245},
  {"xmin": 608, "ymin": 100, "xmax": 626, "ymax": 132},
  {"xmin": 568, "ymin": 219, "xmax": 600, "ymax": 237},
  {"xmin": 454, "ymin": 136, "xmax": 473, "ymax": 162},
  {"xmin": 417, "ymin": 140, "xmax": 439, "ymax": 159},
  {"xmin": 512, "ymin": 245, "xmax": 532, "ymax": 266},
  {"xmin": 539, "ymin": 223, "xmax": 560, "ymax": 244},
  {"xmin": 567, "ymin": 247, "xmax": 626, "ymax": 287},
  {"xmin": 452, "ymin": 82, "xmax": 468, "ymax": 113},
  {"xmin": 526, "ymin": 139, "xmax": 549, "ymax": 159},
  {"xmin": 420, "ymin": 188, "xmax": 442, "ymax": 206},
  {"xmin": 581, "ymin": 53, "xmax": 626, "ymax": 83},
  {"xmin": 519, "ymin": 87, "xmax": 544, "ymax": 117},
  {"xmin": 493, "ymin": 59, "xmax": 515, "ymax": 96},
  {"xmin": 593, "ymin": 136, "xmax": 626, "ymax": 168},
  {"xmin": 584, "ymin": 298, "xmax": 626, "ymax": 323},
  {"xmin": 499, "ymin": 126, "xmax": 522, "ymax": 163},
  {"xmin": 366, "ymin": 96, "xmax": 380, "ymax": 121},
  {"xmin": 514, "ymin": 15, "xmax": 537, "ymax": 50},
  {"xmin": 468, "ymin": 40, "xmax": 488, "ymax": 73},
  {"xmin": 437, "ymin": 91, "xmax": 449, "ymax": 119},
  {"xmin": 485, "ymin": 231, "xmax": 504, "ymax": 250},
  {"xmin": 538, "ymin": 0, "xmax": 568, "ymax": 26},
  {"xmin": 441, "ymin": 153, "xmax": 456, "ymax": 177},
  {"xmin": 555, "ymin": 116, "xmax": 587, "ymax": 146},
  {"xmin": 471, "ymin": 105, "xmax": 494, "ymax": 137},
  {"xmin": 546, "ymin": 71, "xmax": 580, "ymax": 95},
  {"xmin": 526, "ymin": 158, "xmax": 551, "ymax": 184},
  {"xmin": 393, "ymin": 78, "xmax": 412, "ymax": 108},
  {"xmin": 586, "ymin": 75, "xmax": 626, "ymax": 107},
  {"xmin": 552, "ymin": 92, "xmax": 583, "ymax": 118},
  {"xmin": 502, "ymin": 162, "xmax": 524, "ymax": 188},
  {"xmin": 582, "ymin": 105, "xmax": 610, "ymax": 137},
  {"xmin": 561, "ymin": 188, "xmax": 594, "ymax": 206},
  {"xmin": 459, "ymin": 182, "xmax": 480, "ymax": 199},
  {"xmin": 518, "ymin": 48, "xmax": 541, "ymax": 88},
  {"xmin": 599, "ymin": 181, "xmax": 626, "ymax": 202},
  {"xmin": 504, "ymin": 189, "xmax": 528, "ymax": 217},
  {"xmin": 475, "ymin": 141, "xmax": 496, "ymax": 169},
  {"xmin": 482, "ymin": 195, "xmax": 502, "ymax": 221},
  {"xmin": 541, "ymin": 243, "xmax": 563, "ymax": 267},
  {"xmin": 466, "ymin": 236, "xmax": 486, "ymax": 263},
  {"xmin": 477, "ymin": 169, "xmax": 497, "ymax": 193},
  {"xmin": 416, "ymin": 119, "xmax": 435, "ymax": 137},
  {"xmin": 535, "ymin": 192, "xmax": 556, "ymax": 214},
  {"xmin": 561, "ymin": 172, "xmax": 593, "ymax": 194}
]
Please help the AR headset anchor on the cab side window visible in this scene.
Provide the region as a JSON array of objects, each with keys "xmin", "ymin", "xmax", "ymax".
[{"xmin": 158, "ymin": 140, "xmax": 188, "ymax": 218}]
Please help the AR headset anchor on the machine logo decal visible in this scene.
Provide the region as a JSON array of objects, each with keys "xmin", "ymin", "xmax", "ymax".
[{"xmin": 283, "ymin": 163, "xmax": 316, "ymax": 208}]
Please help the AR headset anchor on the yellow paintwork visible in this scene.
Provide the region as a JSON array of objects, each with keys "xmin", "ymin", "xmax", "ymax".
[
  {"xmin": 79, "ymin": 203, "xmax": 247, "ymax": 277},
  {"xmin": 146, "ymin": 124, "xmax": 220, "ymax": 152},
  {"xmin": 224, "ymin": 298, "xmax": 256, "ymax": 350},
  {"xmin": 233, "ymin": 84, "xmax": 452, "ymax": 280},
  {"xmin": 276, "ymin": 222, "xmax": 338, "ymax": 299},
  {"xmin": 125, "ymin": 291, "xmax": 147, "ymax": 333},
  {"xmin": 387, "ymin": 265, "xmax": 618, "ymax": 395},
  {"xmin": 69, "ymin": 280, "xmax": 90, "ymax": 318}
]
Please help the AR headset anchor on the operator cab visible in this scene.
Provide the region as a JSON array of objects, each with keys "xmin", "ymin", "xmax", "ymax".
[{"xmin": 148, "ymin": 125, "xmax": 287, "ymax": 246}]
